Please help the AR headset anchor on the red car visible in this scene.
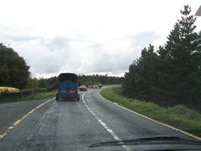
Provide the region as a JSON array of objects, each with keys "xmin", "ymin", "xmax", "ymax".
[{"xmin": 79, "ymin": 85, "xmax": 87, "ymax": 91}]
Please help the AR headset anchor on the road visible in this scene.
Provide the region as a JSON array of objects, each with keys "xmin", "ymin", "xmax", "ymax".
[{"xmin": 0, "ymin": 88, "xmax": 198, "ymax": 151}]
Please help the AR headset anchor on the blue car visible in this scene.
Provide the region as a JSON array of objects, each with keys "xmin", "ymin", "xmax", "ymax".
[{"xmin": 56, "ymin": 73, "xmax": 80, "ymax": 101}]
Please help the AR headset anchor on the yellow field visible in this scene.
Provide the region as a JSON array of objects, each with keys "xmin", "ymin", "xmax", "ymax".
[{"xmin": 0, "ymin": 87, "xmax": 20, "ymax": 93}]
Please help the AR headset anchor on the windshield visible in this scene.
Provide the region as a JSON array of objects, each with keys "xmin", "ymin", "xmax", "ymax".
[{"xmin": 0, "ymin": 1, "xmax": 201, "ymax": 151}]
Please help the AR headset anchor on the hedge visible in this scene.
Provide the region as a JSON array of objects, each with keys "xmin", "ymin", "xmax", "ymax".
[{"xmin": 0, "ymin": 88, "xmax": 47, "ymax": 101}]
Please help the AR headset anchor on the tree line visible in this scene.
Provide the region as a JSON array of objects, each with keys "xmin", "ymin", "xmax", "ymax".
[
  {"xmin": 122, "ymin": 5, "xmax": 201, "ymax": 110},
  {"xmin": 78, "ymin": 74, "xmax": 123, "ymax": 86},
  {"xmin": 36, "ymin": 74, "xmax": 123, "ymax": 90},
  {"xmin": 0, "ymin": 43, "xmax": 123, "ymax": 90}
]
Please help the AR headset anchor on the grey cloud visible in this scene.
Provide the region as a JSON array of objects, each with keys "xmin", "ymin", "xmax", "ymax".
[
  {"xmin": 124, "ymin": 32, "xmax": 162, "ymax": 47},
  {"xmin": 0, "ymin": 25, "xmax": 73, "ymax": 76},
  {"xmin": 0, "ymin": 23, "xmax": 164, "ymax": 77},
  {"xmin": 0, "ymin": 24, "xmax": 39, "ymax": 43},
  {"xmin": 87, "ymin": 32, "xmax": 163, "ymax": 74},
  {"xmin": 90, "ymin": 42, "xmax": 104, "ymax": 50},
  {"xmin": 87, "ymin": 52, "xmax": 131, "ymax": 74},
  {"xmin": 30, "ymin": 38, "xmax": 73, "ymax": 75},
  {"xmin": 31, "ymin": 56, "xmax": 63, "ymax": 74},
  {"xmin": 6, "ymin": 35, "xmax": 39, "ymax": 42},
  {"xmin": 45, "ymin": 37, "xmax": 72, "ymax": 52}
]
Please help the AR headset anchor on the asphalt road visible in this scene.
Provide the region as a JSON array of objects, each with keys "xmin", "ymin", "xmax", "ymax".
[{"xmin": 0, "ymin": 89, "xmax": 199, "ymax": 151}]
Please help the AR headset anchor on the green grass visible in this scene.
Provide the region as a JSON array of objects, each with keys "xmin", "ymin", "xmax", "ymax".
[
  {"xmin": 100, "ymin": 86, "xmax": 201, "ymax": 138},
  {"xmin": 0, "ymin": 90, "xmax": 56, "ymax": 103}
]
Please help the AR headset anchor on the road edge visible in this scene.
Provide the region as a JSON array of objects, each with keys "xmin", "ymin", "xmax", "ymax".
[{"xmin": 98, "ymin": 87, "xmax": 201, "ymax": 141}]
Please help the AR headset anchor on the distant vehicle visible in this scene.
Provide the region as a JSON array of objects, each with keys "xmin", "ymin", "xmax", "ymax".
[
  {"xmin": 92, "ymin": 85, "xmax": 99, "ymax": 89},
  {"xmin": 88, "ymin": 85, "xmax": 92, "ymax": 88},
  {"xmin": 79, "ymin": 85, "xmax": 87, "ymax": 91},
  {"xmin": 56, "ymin": 73, "xmax": 80, "ymax": 101},
  {"xmin": 98, "ymin": 84, "xmax": 102, "ymax": 89}
]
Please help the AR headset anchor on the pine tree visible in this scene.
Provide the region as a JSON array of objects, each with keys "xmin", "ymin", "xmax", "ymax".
[
  {"xmin": 157, "ymin": 5, "xmax": 201, "ymax": 107},
  {"xmin": 123, "ymin": 45, "xmax": 159, "ymax": 100},
  {"xmin": 123, "ymin": 5, "xmax": 201, "ymax": 110}
]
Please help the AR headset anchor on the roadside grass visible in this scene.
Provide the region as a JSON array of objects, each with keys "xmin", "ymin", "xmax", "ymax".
[
  {"xmin": 0, "ymin": 90, "xmax": 56, "ymax": 103},
  {"xmin": 100, "ymin": 86, "xmax": 201, "ymax": 138}
]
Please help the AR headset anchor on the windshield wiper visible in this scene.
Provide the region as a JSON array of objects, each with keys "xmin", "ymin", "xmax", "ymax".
[{"xmin": 89, "ymin": 136, "xmax": 201, "ymax": 148}]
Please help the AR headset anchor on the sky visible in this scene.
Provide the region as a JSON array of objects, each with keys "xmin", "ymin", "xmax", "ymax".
[{"xmin": 0, "ymin": 0, "xmax": 200, "ymax": 78}]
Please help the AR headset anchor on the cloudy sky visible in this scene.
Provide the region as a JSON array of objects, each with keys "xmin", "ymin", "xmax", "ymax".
[{"xmin": 0, "ymin": 0, "xmax": 200, "ymax": 78}]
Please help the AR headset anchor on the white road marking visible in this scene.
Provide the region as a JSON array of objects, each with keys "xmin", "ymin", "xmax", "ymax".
[
  {"xmin": 98, "ymin": 88, "xmax": 201, "ymax": 141},
  {"xmin": 82, "ymin": 92, "xmax": 132, "ymax": 151}
]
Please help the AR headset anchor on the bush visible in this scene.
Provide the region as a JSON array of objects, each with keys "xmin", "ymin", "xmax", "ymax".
[
  {"xmin": 0, "ymin": 91, "xmax": 21, "ymax": 99},
  {"xmin": 20, "ymin": 89, "xmax": 33, "ymax": 97},
  {"xmin": 0, "ymin": 88, "xmax": 48, "ymax": 102},
  {"xmin": 33, "ymin": 88, "xmax": 47, "ymax": 93}
]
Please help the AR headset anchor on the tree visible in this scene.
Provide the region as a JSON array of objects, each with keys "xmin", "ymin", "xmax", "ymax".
[
  {"xmin": 158, "ymin": 5, "xmax": 201, "ymax": 105},
  {"xmin": 123, "ymin": 45, "xmax": 159, "ymax": 100},
  {"xmin": 0, "ymin": 43, "xmax": 30, "ymax": 89},
  {"xmin": 123, "ymin": 5, "xmax": 201, "ymax": 110},
  {"xmin": 78, "ymin": 74, "xmax": 123, "ymax": 85}
]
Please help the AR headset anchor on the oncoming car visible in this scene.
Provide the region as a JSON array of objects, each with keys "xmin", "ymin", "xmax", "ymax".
[{"xmin": 56, "ymin": 73, "xmax": 80, "ymax": 101}]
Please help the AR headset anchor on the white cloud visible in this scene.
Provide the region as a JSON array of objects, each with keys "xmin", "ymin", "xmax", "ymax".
[{"xmin": 0, "ymin": 0, "xmax": 200, "ymax": 78}]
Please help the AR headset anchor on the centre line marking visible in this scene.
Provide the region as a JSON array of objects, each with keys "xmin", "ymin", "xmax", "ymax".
[
  {"xmin": 0, "ymin": 97, "xmax": 54, "ymax": 139},
  {"xmin": 82, "ymin": 92, "xmax": 132, "ymax": 151}
]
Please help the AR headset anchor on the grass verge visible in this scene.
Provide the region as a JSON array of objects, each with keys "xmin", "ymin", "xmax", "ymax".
[
  {"xmin": 100, "ymin": 86, "xmax": 201, "ymax": 138},
  {"xmin": 0, "ymin": 90, "xmax": 56, "ymax": 103}
]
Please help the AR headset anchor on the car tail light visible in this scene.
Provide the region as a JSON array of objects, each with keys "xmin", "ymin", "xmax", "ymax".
[{"xmin": 61, "ymin": 90, "xmax": 66, "ymax": 93}]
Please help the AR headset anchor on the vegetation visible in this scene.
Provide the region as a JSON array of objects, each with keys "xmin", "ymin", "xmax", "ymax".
[
  {"xmin": 37, "ymin": 76, "xmax": 58, "ymax": 90},
  {"xmin": 122, "ymin": 5, "xmax": 201, "ymax": 111},
  {"xmin": 0, "ymin": 44, "xmax": 57, "ymax": 103},
  {"xmin": 78, "ymin": 74, "xmax": 123, "ymax": 86},
  {"xmin": 0, "ymin": 44, "xmax": 122, "ymax": 102},
  {"xmin": 0, "ymin": 43, "xmax": 30, "ymax": 89},
  {"xmin": 35, "ymin": 74, "xmax": 123, "ymax": 91},
  {"xmin": 100, "ymin": 86, "xmax": 201, "ymax": 137},
  {"xmin": 0, "ymin": 89, "xmax": 56, "ymax": 103}
]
